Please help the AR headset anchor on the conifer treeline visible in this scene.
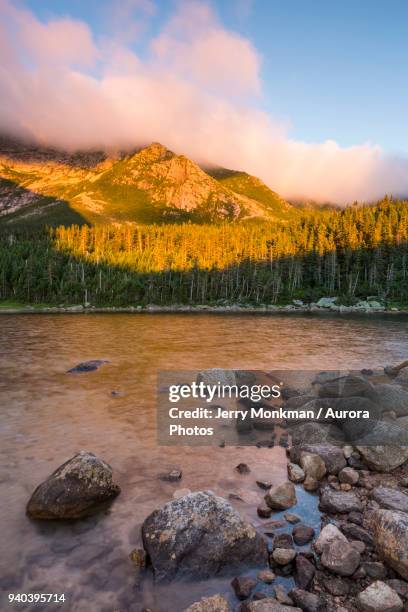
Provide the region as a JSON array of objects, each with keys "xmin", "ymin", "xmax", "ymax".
[{"xmin": 0, "ymin": 197, "xmax": 407, "ymax": 306}]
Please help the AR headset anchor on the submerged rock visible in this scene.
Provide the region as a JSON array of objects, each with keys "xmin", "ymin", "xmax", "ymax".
[
  {"xmin": 67, "ymin": 359, "xmax": 108, "ymax": 373},
  {"xmin": 372, "ymin": 509, "xmax": 408, "ymax": 580},
  {"xmin": 357, "ymin": 580, "xmax": 403, "ymax": 612},
  {"xmin": 265, "ymin": 482, "xmax": 297, "ymax": 510},
  {"xmin": 141, "ymin": 491, "xmax": 268, "ymax": 581},
  {"xmin": 183, "ymin": 595, "xmax": 231, "ymax": 612},
  {"xmin": 231, "ymin": 575, "xmax": 257, "ymax": 600},
  {"xmin": 26, "ymin": 451, "xmax": 120, "ymax": 519},
  {"xmin": 292, "ymin": 525, "xmax": 315, "ymax": 546}
]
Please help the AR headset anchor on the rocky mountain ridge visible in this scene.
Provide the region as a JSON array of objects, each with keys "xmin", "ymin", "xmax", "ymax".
[{"xmin": 0, "ymin": 137, "xmax": 298, "ymax": 226}]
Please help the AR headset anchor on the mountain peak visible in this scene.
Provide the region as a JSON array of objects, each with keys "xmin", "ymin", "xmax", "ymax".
[{"xmin": 136, "ymin": 142, "xmax": 174, "ymax": 163}]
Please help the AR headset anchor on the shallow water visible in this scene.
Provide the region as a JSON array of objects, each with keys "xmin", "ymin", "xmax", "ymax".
[{"xmin": 0, "ymin": 313, "xmax": 407, "ymax": 611}]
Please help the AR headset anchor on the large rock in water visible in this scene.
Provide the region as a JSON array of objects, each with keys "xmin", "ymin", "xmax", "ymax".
[
  {"xmin": 142, "ymin": 491, "xmax": 268, "ymax": 581},
  {"xmin": 371, "ymin": 487, "xmax": 408, "ymax": 513},
  {"xmin": 356, "ymin": 445, "xmax": 408, "ymax": 472},
  {"xmin": 265, "ymin": 482, "xmax": 297, "ymax": 510},
  {"xmin": 26, "ymin": 451, "xmax": 120, "ymax": 519},
  {"xmin": 372, "ymin": 510, "xmax": 408, "ymax": 579}
]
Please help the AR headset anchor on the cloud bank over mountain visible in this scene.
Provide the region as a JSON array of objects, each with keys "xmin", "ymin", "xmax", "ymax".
[{"xmin": 0, "ymin": 0, "xmax": 407, "ymax": 203}]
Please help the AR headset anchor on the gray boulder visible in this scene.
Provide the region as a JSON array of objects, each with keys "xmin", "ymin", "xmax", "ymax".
[
  {"xmin": 356, "ymin": 580, "xmax": 403, "ymax": 612},
  {"xmin": 319, "ymin": 488, "xmax": 363, "ymax": 514},
  {"xmin": 374, "ymin": 383, "xmax": 408, "ymax": 417},
  {"xmin": 26, "ymin": 451, "xmax": 120, "ymax": 519},
  {"xmin": 289, "ymin": 443, "xmax": 346, "ymax": 474},
  {"xmin": 356, "ymin": 445, "xmax": 408, "ymax": 472},
  {"xmin": 317, "ymin": 375, "xmax": 375, "ymax": 399},
  {"xmin": 300, "ymin": 453, "xmax": 326, "ymax": 480},
  {"xmin": 314, "ymin": 524, "xmax": 347, "ymax": 554},
  {"xmin": 142, "ymin": 491, "xmax": 268, "ymax": 581},
  {"xmin": 265, "ymin": 482, "xmax": 297, "ymax": 510},
  {"xmin": 320, "ymin": 538, "xmax": 361, "ymax": 576},
  {"xmin": 289, "ymin": 589, "xmax": 325, "ymax": 612},
  {"xmin": 288, "ymin": 463, "xmax": 305, "ymax": 483},
  {"xmin": 371, "ymin": 487, "xmax": 408, "ymax": 513},
  {"xmin": 372, "ymin": 510, "xmax": 408, "ymax": 579}
]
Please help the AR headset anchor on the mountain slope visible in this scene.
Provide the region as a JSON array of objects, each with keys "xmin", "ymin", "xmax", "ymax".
[{"xmin": 0, "ymin": 139, "xmax": 298, "ymax": 226}]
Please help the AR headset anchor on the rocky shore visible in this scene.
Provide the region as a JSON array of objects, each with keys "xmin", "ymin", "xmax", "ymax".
[
  {"xmin": 24, "ymin": 362, "xmax": 408, "ymax": 611},
  {"xmin": 1, "ymin": 296, "xmax": 407, "ymax": 315}
]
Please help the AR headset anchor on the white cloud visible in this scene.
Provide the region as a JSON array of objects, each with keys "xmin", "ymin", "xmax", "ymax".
[{"xmin": 0, "ymin": 0, "xmax": 407, "ymax": 203}]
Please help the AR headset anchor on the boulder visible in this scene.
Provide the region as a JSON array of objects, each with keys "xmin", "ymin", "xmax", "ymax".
[
  {"xmin": 67, "ymin": 359, "xmax": 108, "ymax": 373},
  {"xmin": 231, "ymin": 576, "xmax": 257, "ymax": 600},
  {"xmin": 265, "ymin": 482, "xmax": 297, "ymax": 510},
  {"xmin": 394, "ymin": 369, "xmax": 408, "ymax": 389},
  {"xmin": 317, "ymin": 375, "xmax": 375, "ymax": 399},
  {"xmin": 292, "ymin": 525, "xmax": 315, "ymax": 546},
  {"xmin": 372, "ymin": 510, "xmax": 408, "ymax": 580},
  {"xmin": 289, "ymin": 444, "xmax": 346, "ymax": 474},
  {"xmin": 184, "ymin": 595, "xmax": 231, "ymax": 612},
  {"xmin": 295, "ymin": 555, "xmax": 315, "ymax": 590},
  {"xmin": 315, "ymin": 524, "xmax": 348, "ymax": 554},
  {"xmin": 357, "ymin": 445, "xmax": 408, "ymax": 472},
  {"xmin": 371, "ymin": 487, "xmax": 408, "ymax": 513},
  {"xmin": 289, "ymin": 423, "xmax": 345, "ymax": 447},
  {"xmin": 273, "ymin": 533, "xmax": 294, "ymax": 549},
  {"xmin": 362, "ymin": 562, "xmax": 387, "ymax": 579},
  {"xmin": 303, "ymin": 476, "xmax": 319, "ymax": 492},
  {"xmin": 274, "ymin": 585, "xmax": 294, "ymax": 605},
  {"xmin": 26, "ymin": 451, "xmax": 120, "ymax": 519},
  {"xmin": 272, "ymin": 548, "xmax": 296, "ymax": 565},
  {"xmin": 374, "ymin": 383, "xmax": 408, "ymax": 417},
  {"xmin": 288, "ymin": 463, "xmax": 305, "ymax": 484},
  {"xmin": 356, "ymin": 581, "xmax": 403, "ymax": 612},
  {"xmin": 258, "ymin": 569, "xmax": 276, "ymax": 584},
  {"xmin": 300, "ymin": 453, "xmax": 326, "ymax": 480},
  {"xmin": 289, "ymin": 589, "xmax": 325, "ymax": 612},
  {"xmin": 319, "ymin": 488, "xmax": 363, "ymax": 514},
  {"xmin": 142, "ymin": 491, "xmax": 268, "ymax": 581},
  {"xmin": 386, "ymin": 580, "xmax": 408, "ymax": 600},
  {"xmin": 320, "ymin": 538, "xmax": 361, "ymax": 576},
  {"xmin": 340, "ymin": 523, "xmax": 373, "ymax": 545},
  {"xmin": 338, "ymin": 467, "xmax": 359, "ymax": 485}
]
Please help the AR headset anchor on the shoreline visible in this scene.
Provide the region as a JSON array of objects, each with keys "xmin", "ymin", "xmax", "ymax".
[{"xmin": 1, "ymin": 303, "xmax": 408, "ymax": 315}]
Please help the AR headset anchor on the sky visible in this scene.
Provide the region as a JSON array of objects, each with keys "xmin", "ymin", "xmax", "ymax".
[{"xmin": 1, "ymin": 0, "xmax": 408, "ymax": 203}]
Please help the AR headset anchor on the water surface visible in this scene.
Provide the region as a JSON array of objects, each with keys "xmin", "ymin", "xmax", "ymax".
[{"xmin": 0, "ymin": 313, "xmax": 407, "ymax": 611}]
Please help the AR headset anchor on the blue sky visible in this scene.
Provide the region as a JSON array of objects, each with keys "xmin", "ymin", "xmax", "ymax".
[{"xmin": 22, "ymin": 0, "xmax": 408, "ymax": 155}]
